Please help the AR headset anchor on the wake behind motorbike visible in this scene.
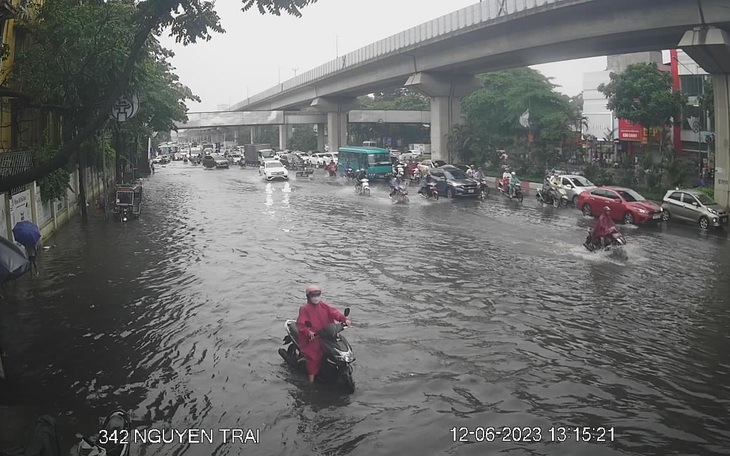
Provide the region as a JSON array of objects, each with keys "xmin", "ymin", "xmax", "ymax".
[
  {"xmin": 278, "ymin": 308, "xmax": 355, "ymax": 393},
  {"xmin": 355, "ymin": 178, "xmax": 371, "ymax": 196},
  {"xmin": 536, "ymin": 186, "xmax": 569, "ymax": 207},
  {"xmin": 583, "ymin": 226, "xmax": 626, "ymax": 252},
  {"xmin": 418, "ymin": 181, "xmax": 439, "ymax": 200}
]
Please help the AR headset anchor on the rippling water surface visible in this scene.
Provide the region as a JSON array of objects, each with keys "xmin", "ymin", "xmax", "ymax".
[{"xmin": 1, "ymin": 162, "xmax": 729, "ymax": 456}]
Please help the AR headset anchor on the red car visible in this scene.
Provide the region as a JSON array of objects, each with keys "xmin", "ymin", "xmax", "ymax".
[{"xmin": 577, "ymin": 186, "xmax": 663, "ymax": 225}]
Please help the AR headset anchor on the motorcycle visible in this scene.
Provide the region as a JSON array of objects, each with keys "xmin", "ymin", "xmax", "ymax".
[
  {"xmin": 583, "ymin": 226, "xmax": 626, "ymax": 252},
  {"xmin": 278, "ymin": 308, "xmax": 355, "ymax": 393},
  {"xmin": 390, "ymin": 186, "xmax": 409, "ymax": 204},
  {"xmin": 355, "ymin": 178, "xmax": 371, "ymax": 196},
  {"xmin": 476, "ymin": 181, "xmax": 490, "ymax": 200},
  {"xmin": 536, "ymin": 185, "xmax": 569, "ymax": 207},
  {"xmin": 69, "ymin": 410, "xmax": 131, "ymax": 456},
  {"xmin": 410, "ymin": 169, "xmax": 421, "ymax": 186},
  {"xmin": 418, "ymin": 181, "xmax": 439, "ymax": 200},
  {"xmin": 497, "ymin": 181, "xmax": 523, "ymax": 202},
  {"xmin": 345, "ymin": 167, "xmax": 355, "ymax": 179}
]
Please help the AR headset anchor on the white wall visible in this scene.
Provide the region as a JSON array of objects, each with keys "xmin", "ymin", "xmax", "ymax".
[{"xmin": 582, "ymin": 70, "xmax": 614, "ymax": 140}]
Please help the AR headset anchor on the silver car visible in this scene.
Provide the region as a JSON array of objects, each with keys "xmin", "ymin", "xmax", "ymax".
[
  {"xmin": 559, "ymin": 174, "xmax": 596, "ymax": 205},
  {"xmin": 661, "ymin": 189, "xmax": 729, "ymax": 229}
]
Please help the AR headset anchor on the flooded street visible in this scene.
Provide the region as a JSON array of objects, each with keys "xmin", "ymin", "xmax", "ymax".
[{"xmin": 1, "ymin": 161, "xmax": 729, "ymax": 456}]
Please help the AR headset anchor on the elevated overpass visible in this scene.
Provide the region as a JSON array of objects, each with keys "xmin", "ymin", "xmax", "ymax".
[
  {"xmin": 226, "ymin": 0, "xmax": 730, "ymax": 207},
  {"xmin": 174, "ymin": 110, "xmax": 430, "ymax": 150}
]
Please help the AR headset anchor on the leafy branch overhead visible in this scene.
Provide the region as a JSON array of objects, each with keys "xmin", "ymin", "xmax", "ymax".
[{"xmin": 0, "ymin": 0, "xmax": 320, "ymax": 193}]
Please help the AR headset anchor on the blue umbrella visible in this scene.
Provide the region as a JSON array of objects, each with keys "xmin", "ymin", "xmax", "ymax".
[
  {"xmin": 12, "ymin": 220, "xmax": 41, "ymax": 247},
  {"xmin": 0, "ymin": 235, "xmax": 30, "ymax": 283}
]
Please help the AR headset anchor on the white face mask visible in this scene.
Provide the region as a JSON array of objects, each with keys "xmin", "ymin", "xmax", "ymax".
[{"xmin": 309, "ymin": 296, "xmax": 321, "ymax": 304}]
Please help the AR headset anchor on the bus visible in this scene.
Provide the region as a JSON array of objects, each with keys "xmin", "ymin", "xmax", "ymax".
[{"xmin": 338, "ymin": 146, "xmax": 392, "ymax": 180}]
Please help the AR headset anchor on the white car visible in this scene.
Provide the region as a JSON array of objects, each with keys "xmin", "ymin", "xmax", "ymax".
[
  {"xmin": 259, "ymin": 159, "xmax": 289, "ymax": 180},
  {"xmin": 229, "ymin": 153, "xmax": 242, "ymax": 164},
  {"xmin": 559, "ymin": 174, "xmax": 596, "ymax": 205}
]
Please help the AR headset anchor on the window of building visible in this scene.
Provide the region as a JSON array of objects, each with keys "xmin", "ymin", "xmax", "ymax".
[{"xmin": 680, "ymin": 75, "xmax": 704, "ymax": 98}]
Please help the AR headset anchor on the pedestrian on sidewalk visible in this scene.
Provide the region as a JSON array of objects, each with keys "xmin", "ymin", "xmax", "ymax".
[{"xmin": 23, "ymin": 240, "xmax": 39, "ymax": 276}]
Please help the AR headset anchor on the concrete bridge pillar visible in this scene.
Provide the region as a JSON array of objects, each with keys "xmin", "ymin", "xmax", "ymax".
[
  {"xmin": 405, "ymin": 72, "xmax": 482, "ymax": 163},
  {"xmin": 316, "ymin": 123, "xmax": 325, "ymax": 152},
  {"xmin": 311, "ymin": 97, "xmax": 357, "ymax": 153},
  {"xmin": 278, "ymin": 125, "xmax": 290, "ymax": 150},
  {"xmin": 680, "ymin": 26, "xmax": 730, "ymax": 209},
  {"xmin": 712, "ymin": 74, "xmax": 730, "ymax": 209}
]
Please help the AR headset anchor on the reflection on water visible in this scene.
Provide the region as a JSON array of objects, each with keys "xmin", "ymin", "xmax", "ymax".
[{"xmin": 0, "ymin": 164, "xmax": 728, "ymax": 455}]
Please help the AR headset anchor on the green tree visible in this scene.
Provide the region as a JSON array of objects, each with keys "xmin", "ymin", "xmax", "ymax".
[
  {"xmin": 459, "ymin": 68, "xmax": 574, "ymax": 173},
  {"xmin": 289, "ymin": 125, "xmax": 316, "ymax": 151},
  {"xmin": 0, "ymin": 0, "xmax": 319, "ymax": 193},
  {"xmin": 598, "ymin": 62, "xmax": 687, "ymax": 188}
]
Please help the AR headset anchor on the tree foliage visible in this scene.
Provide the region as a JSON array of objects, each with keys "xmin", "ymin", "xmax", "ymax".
[
  {"xmin": 457, "ymin": 68, "xmax": 576, "ymax": 170},
  {"xmin": 289, "ymin": 125, "xmax": 317, "ymax": 151},
  {"xmin": 358, "ymin": 88, "xmax": 429, "ymax": 110},
  {"xmin": 598, "ymin": 62, "xmax": 686, "ymax": 128},
  {"xmin": 0, "ymin": 0, "xmax": 319, "ymax": 192}
]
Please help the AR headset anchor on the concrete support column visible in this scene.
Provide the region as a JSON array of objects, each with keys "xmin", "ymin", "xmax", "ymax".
[
  {"xmin": 326, "ymin": 112, "xmax": 348, "ymax": 153},
  {"xmin": 713, "ymin": 74, "xmax": 730, "ymax": 209},
  {"xmin": 249, "ymin": 127, "xmax": 255, "ymax": 144},
  {"xmin": 405, "ymin": 73, "xmax": 482, "ymax": 162},
  {"xmin": 311, "ymin": 97, "xmax": 357, "ymax": 153},
  {"xmin": 316, "ymin": 123, "xmax": 325, "ymax": 152},
  {"xmin": 279, "ymin": 125, "xmax": 289, "ymax": 150}
]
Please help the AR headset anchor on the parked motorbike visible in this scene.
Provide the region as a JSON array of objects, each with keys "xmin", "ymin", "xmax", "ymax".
[
  {"xmin": 418, "ymin": 182, "xmax": 439, "ymax": 201},
  {"xmin": 69, "ymin": 410, "xmax": 131, "ymax": 456},
  {"xmin": 391, "ymin": 186, "xmax": 409, "ymax": 204},
  {"xmin": 497, "ymin": 182, "xmax": 523, "ymax": 202},
  {"xmin": 355, "ymin": 178, "xmax": 371, "ymax": 196},
  {"xmin": 583, "ymin": 226, "xmax": 626, "ymax": 252},
  {"xmin": 278, "ymin": 308, "xmax": 355, "ymax": 393},
  {"xmin": 536, "ymin": 186, "xmax": 569, "ymax": 207}
]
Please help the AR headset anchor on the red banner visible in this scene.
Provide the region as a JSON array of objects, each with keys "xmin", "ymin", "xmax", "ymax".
[{"xmin": 618, "ymin": 118, "xmax": 643, "ymax": 142}]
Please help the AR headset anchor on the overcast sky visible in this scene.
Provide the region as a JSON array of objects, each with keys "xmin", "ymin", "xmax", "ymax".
[{"xmin": 158, "ymin": 0, "xmax": 656, "ymax": 112}]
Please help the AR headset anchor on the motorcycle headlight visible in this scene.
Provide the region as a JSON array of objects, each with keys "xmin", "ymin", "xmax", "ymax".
[{"xmin": 335, "ymin": 349, "xmax": 354, "ymax": 363}]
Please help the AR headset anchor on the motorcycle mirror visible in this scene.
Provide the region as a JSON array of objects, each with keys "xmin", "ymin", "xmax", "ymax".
[
  {"xmin": 305, "ymin": 321, "xmax": 312, "ymax": 328},
  {"xmin": 344, "ymin": 308, "xmax": 350, "ymax": 316}
]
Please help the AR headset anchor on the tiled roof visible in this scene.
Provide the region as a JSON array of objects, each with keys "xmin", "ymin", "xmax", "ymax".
[{"xmin": 0, "ymin": 149, "xmax": 35, "ymax": 178}]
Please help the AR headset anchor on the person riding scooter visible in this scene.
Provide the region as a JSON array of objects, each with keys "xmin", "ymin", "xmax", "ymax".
[
  {"xmin": 297, "ymin": 285, "xmax": 351, "ymax": 384},
  {"xmin": 419, "ymin": 173, "xmax": 438, "ymax": 197},
  {"xmin": 586, "ymin": 206, "xmax": 617, "ymax": 247},
  {"xmin": 508, "ymin": 171, "xmax": 521, "ymax": 198},
  {"xmin": 547, "ymin": 171, "xmax": 563, "ymax": 201},
  {"xmin": 501, "ymin": 168, "xmax": 511, "ymax": 192},
  {"xmin": 354, "ymin": 168, "xmax": 368, "ymax": 189},
  {"xmin": 390, "ymin": 175, "xmax": 404, "ymax": 197}
]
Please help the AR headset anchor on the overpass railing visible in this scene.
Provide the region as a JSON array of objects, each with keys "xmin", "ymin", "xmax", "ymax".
[{"xmin": 243, "ymin": 0, "xmax": 567, "ymax": 106}]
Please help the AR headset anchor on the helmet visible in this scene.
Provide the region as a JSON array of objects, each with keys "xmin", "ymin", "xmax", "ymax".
[
  {"xmin": 603, "ymin": 206, "xmax": 611, "ymax": 212},
  {"xmin": 305, "ymin": 285, "xmax": 322, "ymax": 298},
  {"xmin": 511, "ymin": 172, "xmax": 516, "ymax": 176}
]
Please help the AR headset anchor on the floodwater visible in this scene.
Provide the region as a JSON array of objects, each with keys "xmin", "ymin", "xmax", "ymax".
[{"xmin": 1, "ymin": 161, "xmax": 729, "ymax": 456}]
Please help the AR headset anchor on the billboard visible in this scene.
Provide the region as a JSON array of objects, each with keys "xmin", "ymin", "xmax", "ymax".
[{"xmin": 618, "ymin": 118, "xmax": 643, "ymax": 141}]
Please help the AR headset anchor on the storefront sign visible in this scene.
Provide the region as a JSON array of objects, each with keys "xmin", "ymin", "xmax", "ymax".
[
  {"xmin": 618, "ymin": 119, "xmax": 643, "ymax": 142},
  {"xmin": 11, "ymin": 190, "xmax": 31, "ymax": 227}
]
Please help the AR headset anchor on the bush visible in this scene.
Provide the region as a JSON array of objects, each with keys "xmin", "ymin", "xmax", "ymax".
[{"xmin": 696, "ymin": 186, "xmax": 715, "ymax": 200}]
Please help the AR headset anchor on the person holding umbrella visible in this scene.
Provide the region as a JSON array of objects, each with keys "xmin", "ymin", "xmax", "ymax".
[{"xmin": 12, "ymin": 221, "xmax": 41, "ymax": 276}]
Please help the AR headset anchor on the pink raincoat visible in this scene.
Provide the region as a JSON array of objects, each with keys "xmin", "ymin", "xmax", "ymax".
[
  {"xmin": 591, "ymin": 212, "xmax": 616, "ymax": 243},
  {"xmin": 296, "ymin": 301, "xmax": 347, "ymax": 377}
]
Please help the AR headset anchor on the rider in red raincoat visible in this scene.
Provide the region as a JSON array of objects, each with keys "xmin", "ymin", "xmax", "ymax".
[
  {"xmin": 297, "ymin": 285, "xmax": 351, "ymax": 384},
  {"xmin": 591, "ymin": 206, "xmax": 617, "ymax": 245}
]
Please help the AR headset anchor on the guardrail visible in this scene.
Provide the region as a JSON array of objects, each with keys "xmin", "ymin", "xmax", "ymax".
[{"xmin": 241, "ymin": 0, "xmax": 569, "ymax": 107}]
